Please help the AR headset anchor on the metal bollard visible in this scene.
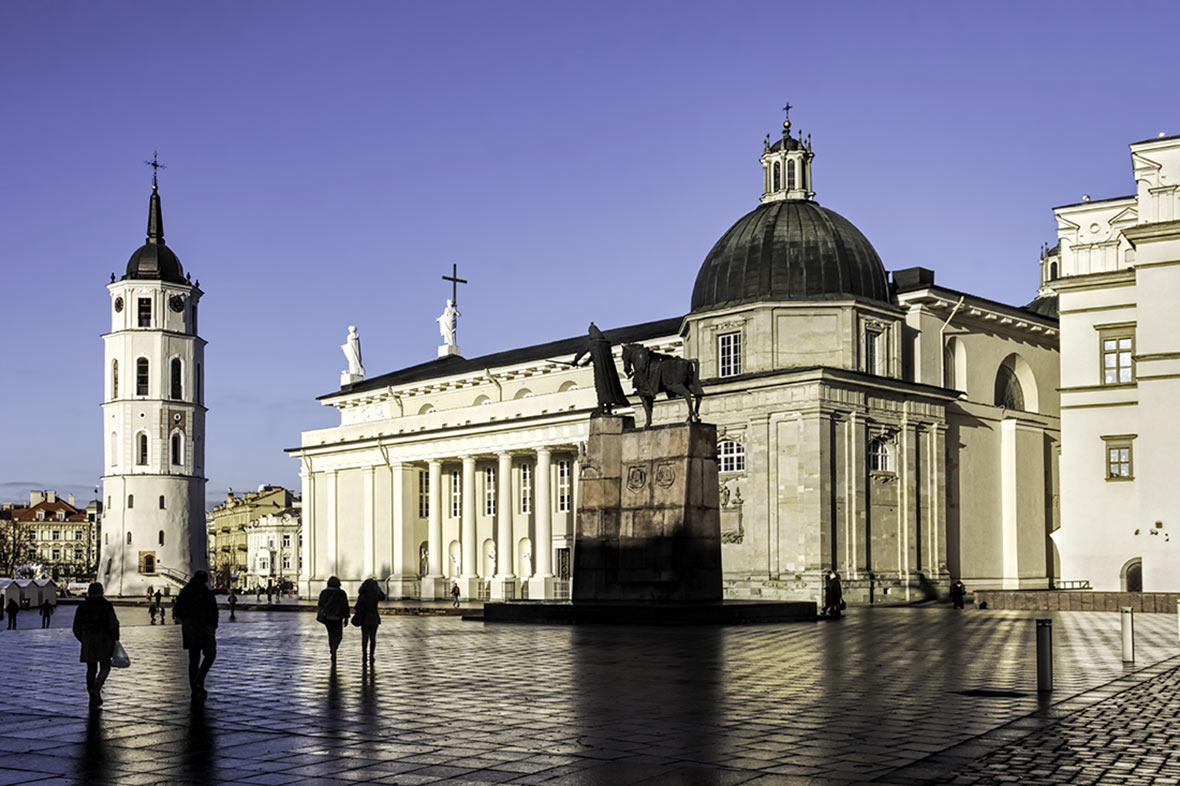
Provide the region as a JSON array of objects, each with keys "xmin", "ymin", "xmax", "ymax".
[
  {"xmin": 1036, "ymin": 618, "xmax": 1053, "ymax": 692},
  {"xmin": 1121, "ymin": 607, "xmax": 1135, "ymax": 663}
]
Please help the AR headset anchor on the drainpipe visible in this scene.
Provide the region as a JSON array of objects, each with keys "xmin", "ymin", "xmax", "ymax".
[
  {"xmin": 485, "ymin": 369, "xmax": 503, "ymax": 402},
  {"xmin": 939, "ymin": 296, "xmax": 966, "ymax": 386}
]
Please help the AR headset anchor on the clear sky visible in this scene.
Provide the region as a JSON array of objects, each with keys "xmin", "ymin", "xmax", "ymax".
[{"xmin": 2, "ymin": 1, "xmax": 1177, "ymax": 509}]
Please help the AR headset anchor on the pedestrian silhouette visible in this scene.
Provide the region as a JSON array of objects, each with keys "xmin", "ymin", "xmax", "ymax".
[
  {"xmin": 40, "ymin": 598, "xmax": 54, "ymax": 628},
  {"xmin": 228, "ymin": 589, "xmax": 238, "ymax": 621},
  {"xmin": 451, "ymin": 582, "xmax": 461, "ymax": 607},
  {"xmin": 175, "ymin": 570, "xmax": 219, "ymax": 702},
  {"xmin": 316, "ymin": 576, "xmax": 350, "ymax": 666},
  {"xmin": 149, "ymin": 601, "xmax": 158, "ymax": 625},
  {"xmin": 73, "ymin": 582, "xmax": 120, "ymax": 707},
  {"xmin": 354, "ymin": 578, "xmax": 386, "ymax": 663},
  {"xmin": 154, "ymin": 590, "xmax": 162, "ymax": 607},
  {"xmin": 823, "ymin": 570, "xmax": 844, "ymax": 618},
  {"xmin": 951, "ymin": 579, "xmax": 967, "ymax": 610},
  {"xmin": 5, "ymin": 598, "xmax": 18, "ymax": 629}
]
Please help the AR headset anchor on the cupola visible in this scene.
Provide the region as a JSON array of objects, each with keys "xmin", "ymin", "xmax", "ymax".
[{"xmin": 760, "ymin": 104, "xmax": 814, "ymax": 203}]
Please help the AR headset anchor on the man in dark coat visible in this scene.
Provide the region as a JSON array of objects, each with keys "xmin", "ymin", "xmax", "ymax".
[
  {"xmin": 950, "ymin": 579, "xmax": 967, "ymax": 610},
  {"xmin": 572, "ymin": 322, "xmax": 629, "ymax": 417},
  {"xmin": 72, "ymin": 582, "xmax": 120, "ymax": 707},
  {"xmin": 823, "ymin": 570, "xmax": 843, "ymax": 618},
  {"xmin": 175, "ymin": 570, "xmax": 219, "ymax": 702},
  {"xmin": 316, "ymin": 576, "xmax": 350, "ymax": 666},
  {"xmin": 40, "ymin": 598, "xmax": 53, "ymax": 628},
  {"xmin": 5, "ymin": 598, "xmax": 18, "ymax": 629}
]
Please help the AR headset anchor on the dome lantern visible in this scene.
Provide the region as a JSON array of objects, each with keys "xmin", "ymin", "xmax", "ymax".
[{"xmin": 761, "ymin": 103, "xmax": 814, "ymax": 203}]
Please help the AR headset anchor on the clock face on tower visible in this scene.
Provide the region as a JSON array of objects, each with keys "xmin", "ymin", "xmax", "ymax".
[
  {"xmin": 169, "ymin": 294, "xmax": 185, "ymax": 313},
  {"xmin": 114, "ymin": 297, "xmax": 124, "ymax": 312}
]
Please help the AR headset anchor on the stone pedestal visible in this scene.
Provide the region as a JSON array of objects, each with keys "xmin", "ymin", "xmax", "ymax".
[
  {"xmin": 340, "ymin": 371, "xmax": 364, "ymax": 386},
  {"xmin": 527, "ymin": 576, "xmax": 557, "ymax": 600},
  {"xmin": 438, "ymin": 345, "xmax": 461, "ymax": 358},
  {"xmin": 573, "ymin": 417, "xmax": 722, "ymax": 602},
  {"xmin": 490, "ymin": 577, "xmax": 519, "ymax": 601},
  {"xmin": 418, "ymin": 575, "xmax": 449, "ymax": 600},
  {"xmin": 385, "ymin": 575, "xmax": 420, "ymax": 600}
]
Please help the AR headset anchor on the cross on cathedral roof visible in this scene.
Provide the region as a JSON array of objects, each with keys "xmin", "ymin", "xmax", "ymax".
[{"xmin": 144, "ymin": 151, "xmax": 166, "ymax": 188}]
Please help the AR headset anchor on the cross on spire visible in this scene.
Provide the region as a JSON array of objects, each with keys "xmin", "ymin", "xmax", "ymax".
[
  {"xmin": 442, "ymin": 263, "xmax": 467, "ymax": 306},
  {"xmin": 782, "ymin": 102, "xmax": 792, "ymax": 118},
  {"xmin": 144, "ymin": 151, "xmax": 166, "ymax": 188}
]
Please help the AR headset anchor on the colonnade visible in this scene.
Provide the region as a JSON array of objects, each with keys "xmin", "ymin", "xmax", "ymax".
[{"xmin": 301, "ymin": 444, "xmax": 579, "ymax": 601}]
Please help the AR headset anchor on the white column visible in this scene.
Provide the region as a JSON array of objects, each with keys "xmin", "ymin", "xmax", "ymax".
[
  {"xmin": 535, "ymin": 448, "xmax": 553, "ymax": 577},
  {"xmin": 495, "ymin": 453, "xmax": 514, "ymax": 578},
  {"xmin": 362, "ymin": 466, "xmax": 375, "ymax": 579},
  {"xmin": 528, "ymin": 447, "xmax": 556, "ymax": 599},
  {"xmin": 299, "ymin": 466, "xmax": 314, "ymax": 597},
  {"xmin": 324, "ymin": 469, "xmax": 338, "ymax": 581},
  {"xmin": 420, "ymin": 459, "xmax": 445, "ymax": 599},
  {"xmin": 491, "ymin": 452, "xmax": 517, "ymax": 600},
  {"xmin": 459, "ymin": 455, "xmax": 479, "ymax": 598},
  {"xmin": 388, "ymin": 463, "xmax": 419, "ymax": 599}
]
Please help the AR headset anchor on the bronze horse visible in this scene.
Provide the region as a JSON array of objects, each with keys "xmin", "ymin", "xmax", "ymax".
[{"xmin": 621, "ymin": 344, "xmax": 704, "ymax": 428}]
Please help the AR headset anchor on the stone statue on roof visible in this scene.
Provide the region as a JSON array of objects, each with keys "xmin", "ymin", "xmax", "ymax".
[
  {"xmin": 437, "ymin": 299, "xmax": 459, "ymax": 347},
  {"xmin": 341, "ymin": 325, "xmax": 365, "ymax": 386}
]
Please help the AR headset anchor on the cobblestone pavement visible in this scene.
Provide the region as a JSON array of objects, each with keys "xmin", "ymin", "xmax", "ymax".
[{"xmin": 0, "ymin": 605, "xmax": 1177, "ymax": 785}]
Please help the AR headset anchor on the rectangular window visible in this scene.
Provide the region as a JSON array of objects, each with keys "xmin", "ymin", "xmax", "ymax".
[
  {"xmin": 52, "ymin": 549, "xmax": 60, "ymax": 561},
  {"xmin": 137, "ymin": 297, "xmax": 152, "ymax": 328},
  {"xmin": 718, "ymin": 332, "xmax": 742, "ymax": 377},
  {"xmin": 1104, "ymin": 436, "xmax": 1135, "ymax": 480},
  {"xmin": 136, "ymin": 358, "xmax": 149, "ymax": 396},
  {"xmin": 450, "ymin": 470, "xmax": 461, "ymax": 518},
  {"xmin": 282, "ymin": 534, "xmax": 291, "ymax": 548},
  {"xmin": 865, "ymin": 330, "xmax": 882, "ymax": 375},
  {"xmin": 484, "ymin": 467, "xmax": 496, "ymax": 515},
  {"xmin": 74, "ymin": 549, "xmax": 83, "ymax": 561},
  {"xmin": 75, "ymin": 530, "xmax": 82, "ymax": 540},
  {"xmin": 52, "ymin": 530, "xmax": 59, "ymax": 540},
  {"xmin": 520, "ymin": 463, "xmax": 533, "ymax": 514},
  {"xmin": 418, "ymin": 470, "xmax": 429, "ymax": 518},
  {"xmin": 282, "ymin": 556, "xmax": 291, "ymax": 570},
  {"xmin": 557, "ymin": 460, "xmax": 572, "ymax": 513},
  {"xmin": 1101, "ymin": 331, "xmax": 1134, "ymax": 385}
]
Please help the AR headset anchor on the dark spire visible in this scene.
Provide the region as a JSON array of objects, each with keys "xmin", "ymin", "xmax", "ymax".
[{"xmin": 146, "ymin": 185, "xmax": 164, "ymax": 243}]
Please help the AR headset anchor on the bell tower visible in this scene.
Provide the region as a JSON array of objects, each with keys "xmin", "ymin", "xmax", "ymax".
[
  {"xmin": 760, "ymin": 104, "xmax": 814, "ymax": 203},
  {"xmin": 99, "ymin": 169, "xmax": 208, "ymax": 596}
]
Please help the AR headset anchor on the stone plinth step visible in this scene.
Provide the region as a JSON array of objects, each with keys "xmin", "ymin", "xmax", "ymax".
[{"xmin": 480, "ymin": 599, "xmax": 816, "ymax": 625}]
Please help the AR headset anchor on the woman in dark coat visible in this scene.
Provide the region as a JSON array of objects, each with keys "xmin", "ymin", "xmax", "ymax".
[
  {"xmin": 72, "ymin": 582, "xmax": 120, "ymax": 707},
  {"xmin": 354, "ymin": 578, "xmax": 386, "ymax": 663},
  {"xmin": 316, "ymin": 576, "xmax": 349, "ymax": 665},
  {"xmin": 175, "ymin": 570, "xmax": 219, "ymax": 701}
]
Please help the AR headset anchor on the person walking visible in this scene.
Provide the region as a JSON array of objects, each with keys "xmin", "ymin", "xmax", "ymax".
[
  {"xmin": 154, "ymin": 589, "xmax": 162, "ymax": 607},
  {"xmin": 228, "ymin": 589, "xmax": 238, "ymax": 621},
  {"xmin": 316, "ymin": 576, "xmax": 349, "ymax": 665},
  {"xmin": 354, "ymin": 578, "xmax": 386, "ymax": 663},
  {"xmin": 40, "ymin": 598, "xmax": 54, "ymax": 628},
  {"xmin": 149, "ymin": 601, "xmax": 158, "ymax": 625},
  {"xmin": 951, "ymin": 579, "xmax": 967, "ymax": 610},
  {"xmin": 6, "ymin": 598, "xmax": 18, "ymax": 629},
  {"xmin": 72, "ymin": 582, "xmax": 120, "ymax": 707},
  {"xmin": 175, "ymin": 571, "xmax": 219, "ymax": 702},
  {"xmin": 450, "ymin": 582, "xmax": 461, "ymax": 608},
  {"xmin": 823, "ymin": 570, "xmax": 844, "ymax": 619}
]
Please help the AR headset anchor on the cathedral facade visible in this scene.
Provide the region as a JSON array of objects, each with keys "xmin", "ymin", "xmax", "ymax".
[
  {"xmin": 99, "ymin": 181, "xmax": 209, "ymax": 596},
  {"xmin": 292, "ymin": 114, "xmax": 1060, "ymax": 604}
]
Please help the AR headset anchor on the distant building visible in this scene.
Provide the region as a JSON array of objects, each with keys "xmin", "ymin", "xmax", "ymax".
[
  {"xmin": 245, "ymin": 504, "xmax": 302, "ymax": 591},
  {"xmin": 2, "ymin": 491, "xmax": 100, "ymax": 584},
  {"xmin": 1050, "ymin": 133, "xmax": 1180, "ymax": 591},
  {"xmin": 205, "ymin": 486, "xmax": 296, "ymax": 588}
]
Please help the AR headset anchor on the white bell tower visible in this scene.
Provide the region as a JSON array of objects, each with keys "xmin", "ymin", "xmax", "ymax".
[{"xmin": 99, "ymin": 170, "xmax": 208, "ymax": 596}]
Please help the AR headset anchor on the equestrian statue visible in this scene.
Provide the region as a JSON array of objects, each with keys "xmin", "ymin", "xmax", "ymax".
[{"xmin": 621, "ymin": 343, "xmax": 704, "ymax": 428}]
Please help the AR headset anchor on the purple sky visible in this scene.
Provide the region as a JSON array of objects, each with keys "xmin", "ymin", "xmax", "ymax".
[{"xmin": 2, "ymin": 1, "xmax": 1177, "ymax": 509}]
